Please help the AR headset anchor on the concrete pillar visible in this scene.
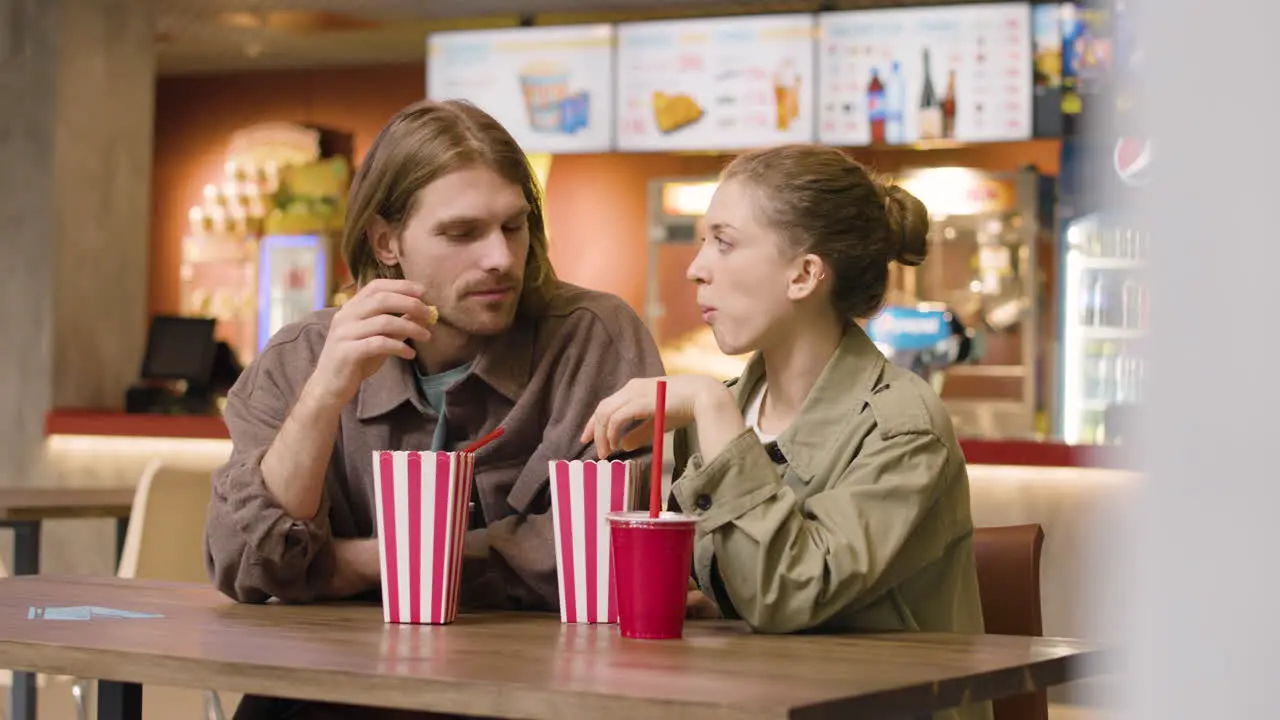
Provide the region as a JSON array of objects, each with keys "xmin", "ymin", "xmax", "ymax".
[{"xmin": 0, "ymin": 0, "xmax": 155, "ymax": 491}]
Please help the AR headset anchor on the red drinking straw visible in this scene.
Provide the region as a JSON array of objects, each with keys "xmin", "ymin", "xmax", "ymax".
[
  {"xmin": 462, "ymin": 426, "xmax": 505, "ymax": 454},
  {"xmin": 650, "ymin": 380, "xmax": 666, "ymax": 519}
]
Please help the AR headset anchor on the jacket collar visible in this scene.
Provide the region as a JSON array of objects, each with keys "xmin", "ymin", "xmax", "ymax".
[{"xmin": 731, "ymin": 324, "xmax": 887, "ymax": 481}]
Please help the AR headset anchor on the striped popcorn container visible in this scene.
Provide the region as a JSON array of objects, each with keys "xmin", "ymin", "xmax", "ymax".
[
  {"xmin": 548, "ymin": 459, "xmax": 633, "ymax": 624},
  {"xmin": 373, "ymin": 451, "xmax": 475, "ymax": 625}
]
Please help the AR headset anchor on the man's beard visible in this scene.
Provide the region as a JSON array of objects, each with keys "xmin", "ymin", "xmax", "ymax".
[{"xmin": 436, "ymin": 290, "xmax": 521, "ymax": 336}]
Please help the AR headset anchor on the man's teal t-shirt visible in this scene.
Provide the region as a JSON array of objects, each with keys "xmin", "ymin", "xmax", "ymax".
[{"xmin": 412, "ymin": 362, "xmax": 473, "ymax": 451}]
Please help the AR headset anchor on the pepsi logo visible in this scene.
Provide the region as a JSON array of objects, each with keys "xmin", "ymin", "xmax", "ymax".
[{"xmin": 1114, "ymin": 136, "xmax": 1151, "ymax": 187}]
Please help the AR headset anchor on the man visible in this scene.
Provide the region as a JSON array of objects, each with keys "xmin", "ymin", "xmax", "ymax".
[{"xmin": 205, "ymin": 99, "xmax": 664, "ymax": 618}]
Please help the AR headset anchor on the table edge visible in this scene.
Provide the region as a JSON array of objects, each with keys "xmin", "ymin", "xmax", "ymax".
[{"xmin": 0, "ymin": 637, "xmax": 1110, "ymax": 720}]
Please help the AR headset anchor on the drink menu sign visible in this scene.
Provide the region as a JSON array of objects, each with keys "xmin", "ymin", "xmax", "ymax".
[
  {"xmin": 615, "ymin": 15, "xmax": 816, "ymax": 152},
  {"xmin": 427, "ymin": 25, "xmax": 615, "ymax": 154},
  {"xmin": 817, "ymin": 3, "xmax": 1033, "ymax": 147}
]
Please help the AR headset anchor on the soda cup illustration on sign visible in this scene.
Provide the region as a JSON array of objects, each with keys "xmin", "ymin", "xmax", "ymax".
[
  {"xmin": 773, "ymin": 59, "xmax": 801, "ymax": 131},
  {"xmin": 519, "ymin": 59, "xmax": 591, "ymax": 135}
]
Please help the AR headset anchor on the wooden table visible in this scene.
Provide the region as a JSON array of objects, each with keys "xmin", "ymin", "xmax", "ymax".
[
  {"xmin": 0, "ymin": 576, "xmax": 1106, "ymax": 720},
  {"xmin": 0, "ymin": 488, "xmax": 135, "ymax": 720},
  {"xmin": 0, "ymin": 488, "xmax": 136, "ymax": 573}
]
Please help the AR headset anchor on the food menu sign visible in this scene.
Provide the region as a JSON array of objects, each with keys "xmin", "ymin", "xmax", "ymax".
[
  {"xmin": 615, "ymin": 15, "xmax": 816, "ymax": 152},
  {"xmin": 427, "ymin": 25, "xmax": 615, "ymax": 154},
  {"xmin": 817, "ymin": 3, "xmax": 1033, "ymax": 147}
]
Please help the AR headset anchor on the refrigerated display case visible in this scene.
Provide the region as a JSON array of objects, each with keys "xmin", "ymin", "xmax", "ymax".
[
  {"xmin": 1059, "ymin": 213, "xmax": 1147, "ymax": 444},
  {"xmin": 1055, "ymin": 0, "xmax": 1148, "ymax": 445},
  {"xmin": 257, "ymin": 234, "xmax": 330, "ymax": 354}
]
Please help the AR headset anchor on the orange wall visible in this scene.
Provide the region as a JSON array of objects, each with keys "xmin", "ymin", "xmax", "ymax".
[
  {"xmin": 152, "ymin": 63, "xmax": 1062, "ymax": 333},
  {"xmin": 542, "ymin": 153, "xmax": 729, "ymax": 327}
]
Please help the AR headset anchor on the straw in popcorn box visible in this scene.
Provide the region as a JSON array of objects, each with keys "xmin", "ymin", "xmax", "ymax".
[
  {"xmin": 548, "ymin": 459, "xmax": 632, "ymax": 624},
  {"xmin": 372, "ymin": 451, "xmax": 475, "ymax": 625}
]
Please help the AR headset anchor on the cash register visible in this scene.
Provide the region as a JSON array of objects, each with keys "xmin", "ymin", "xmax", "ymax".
[{"xmin": 125, "ymin": 316, "xmax": 242, "ymax": 414}]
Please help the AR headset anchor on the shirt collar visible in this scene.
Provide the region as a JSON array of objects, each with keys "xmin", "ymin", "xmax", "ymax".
[
  {"xmin": 355, "ymin": 318, "xmax": 535, "ymax": 421},
  {"xmin": 356, "ymin": 355, "xmax": 423, "ymax": 420},
  {"xmin": 729, "ymin": 324, "xmax": 888, "ymax": 480}
]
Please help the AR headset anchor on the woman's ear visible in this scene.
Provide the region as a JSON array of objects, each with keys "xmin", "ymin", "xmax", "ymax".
[
  {"xmin": 786, "ymin": 253, "xmax": 826, "ymax": 302},
  {"xmin": 369, "ymin": 216, "xmax": 400, "ymax": 267}
]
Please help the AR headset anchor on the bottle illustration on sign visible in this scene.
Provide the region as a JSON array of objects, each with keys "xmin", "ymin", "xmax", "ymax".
[
  {"xmin": 773, "ymin": 59, "xmax": 802, "ymax": 131},
  {"xmin": 885, "ymin": 61, "xmax": 905, "ymax": 144},
  {"xmin": 973, "ymin": 35, "xmax": 987, "ymax": 133},
  {"xmin": 918, "ymin": 48, "xmax": 943, "ymax": 140},
  {"xmin": 942, "ymin": 69, "xmax": 957, "ymax": 138},
  {"xmin": 518, "ymin": 59, "xmax": 591, "ymax": 134},
  {"xmin": 867, "ymin": 68, "xmax": 886, "ymax": 144}
]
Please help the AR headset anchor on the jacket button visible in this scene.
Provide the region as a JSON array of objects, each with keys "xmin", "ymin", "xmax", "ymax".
[{"xmin": 695, "ymin": 494, "xmax": 713, "ymax": 512}]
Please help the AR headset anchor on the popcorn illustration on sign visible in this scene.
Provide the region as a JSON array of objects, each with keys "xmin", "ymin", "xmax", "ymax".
[{"xmin": 519, "ymin": 59, "xmax": 591, "ymax": 134}]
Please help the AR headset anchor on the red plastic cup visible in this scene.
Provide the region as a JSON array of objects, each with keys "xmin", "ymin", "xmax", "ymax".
[{"xmin": 607, "ymin": 511, "xmax": 697, "ymax": 640}]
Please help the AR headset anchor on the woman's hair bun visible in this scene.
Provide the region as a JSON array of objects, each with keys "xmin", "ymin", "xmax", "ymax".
[{"xmin": 881, "ymin": 183, "xmax": 930, "ymax": 267}]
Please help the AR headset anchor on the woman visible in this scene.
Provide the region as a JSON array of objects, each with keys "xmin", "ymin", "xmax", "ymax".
[{"xmin": 583, "ymin": 145, "xmax": 988, "ymax": 651}]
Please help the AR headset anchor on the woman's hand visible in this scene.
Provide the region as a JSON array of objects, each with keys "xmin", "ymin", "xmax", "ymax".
[
  {"xmin": 686, "ymin": 589, "xmax": 722, "ymax": 619},
  {"xmin": 581, "ymin": 375, "xmax": 733, "ymax": 459}
]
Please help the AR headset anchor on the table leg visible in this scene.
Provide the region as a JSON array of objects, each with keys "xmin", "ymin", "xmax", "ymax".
[
  {"xmin": 9, "ymin": 673, "xmax": 35, "ymax": 720},
  {"xmin": 7, "ymin": 520, "xmax": 40, "ymax": 720},
  {"xmin": 11, "ymin": 520, "xmax": 40, "ymax": 575},
  {"xmin": 115, "ymin": 516, "xmax": 129, "ymax": 565},
  {"xmin": 97, "ymin": 681, "xmax": 142, "ymax": 720}
]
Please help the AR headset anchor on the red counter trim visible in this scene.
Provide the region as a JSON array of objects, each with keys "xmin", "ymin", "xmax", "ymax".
[
  {"xmin": 44, "ymin": 410, "xmax": 1127, "ymax": 468},
  {"xmin": 46, "ymin": 410, "xmax": 231, "ymax": 440},
  {"xmin": 956, "ymin": 439, "xmax": 1124, "ymax": 469}
]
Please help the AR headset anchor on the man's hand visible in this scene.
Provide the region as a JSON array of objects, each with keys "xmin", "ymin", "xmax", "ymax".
[
  {"xmin": 306, "ymin": 279, "xmax": 437, "ymax": 410},
  {"xmin": 319, "ymin": 538, "xmax": 382, "ymax": 600},
  {"xmin": 262, "ymin": 280, "xmax": 436, "ymax": 522}
]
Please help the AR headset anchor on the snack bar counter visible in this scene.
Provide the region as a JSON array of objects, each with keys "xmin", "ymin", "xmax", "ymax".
[{"xmin": 43, "ymin": 409, "xmax": 1127, "ymax": 469}]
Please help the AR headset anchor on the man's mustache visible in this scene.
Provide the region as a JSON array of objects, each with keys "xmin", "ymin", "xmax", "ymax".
[{"xmin": 459, "ymin": 276, "xmax": 521, "ymax": 295}]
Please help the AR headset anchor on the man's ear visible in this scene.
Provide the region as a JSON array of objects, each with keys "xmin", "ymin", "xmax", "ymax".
[
  {"xmin": 786, "ymin": 253, "xmax": 826, "ymax": 302},
  {"xmin": 369, "ymin": 216, "xmax": 399, "ymax": 267}
]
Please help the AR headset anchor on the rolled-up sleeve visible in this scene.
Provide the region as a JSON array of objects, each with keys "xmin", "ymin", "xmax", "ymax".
[
  {"xmin": 204, "ymin": 344, "xmax": 336, "ymax": 604},
  {"xmin": 671, "ymin": 425, "xmax": 954, "ymax": 634}
]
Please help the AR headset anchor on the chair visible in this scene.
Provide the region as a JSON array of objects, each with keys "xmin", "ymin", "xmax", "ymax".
[
  {"xmin": 69, "ymin": 460, "xmax": 226, "ymax": 720},
  {"xmin": 973, "ymin": 524, "xmax": 1048, "ymax": 720}
]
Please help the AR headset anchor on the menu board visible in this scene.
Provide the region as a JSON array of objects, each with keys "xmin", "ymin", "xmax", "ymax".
[
  {"xmin": 817, "ymin": 4, "xmax": 1033, "ymax": 146},
  {"xmin": 615, "ymin": 15, "xmax": 816, "ymax": 152},
  {"xmin": 427, "ymin": 25, "xmax": 615, "ymax": 154}
]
